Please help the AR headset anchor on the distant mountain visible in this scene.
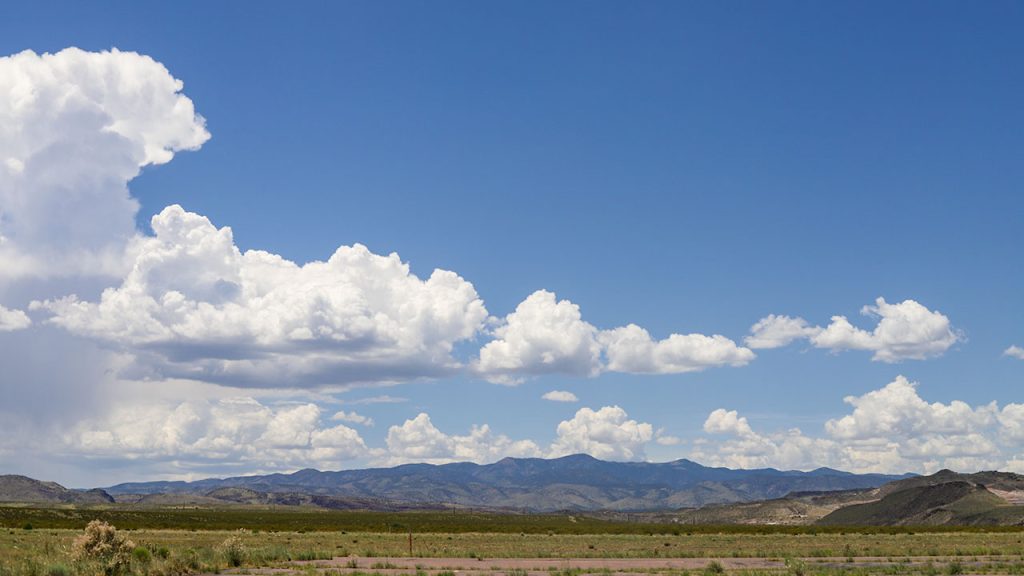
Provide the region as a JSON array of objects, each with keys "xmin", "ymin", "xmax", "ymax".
[
  {"xmin": 0, "ymin": 475, "xmax": 114, "ymax": 505},
  {"xmin": 103, "ymin": 454, "xmax": 908, "ymax": 512},
  {"xmin": 819, "ymin": 470, "xmax": 1024, "ymax": 526}
]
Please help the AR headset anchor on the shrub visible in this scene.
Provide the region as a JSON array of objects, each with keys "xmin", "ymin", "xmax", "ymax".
[
  {"xmin": 218, "ymin": 534, "xmax": 247, "ymax": 567},
  {"xmin": 704, "ymin": 561, "xmax": 725, "ymax": 576},
  {"xmin": 133, "ymin": 546, "xmax": 152, "ymax": 565},
  {"xmin": 71, "ymin": 520, "xmax": 135, "ymax": 576}
]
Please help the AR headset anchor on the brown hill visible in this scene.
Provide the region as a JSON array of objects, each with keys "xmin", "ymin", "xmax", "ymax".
[{"xmin": 0, "ymin": 475, "xmax": 114, "ymax": 505}]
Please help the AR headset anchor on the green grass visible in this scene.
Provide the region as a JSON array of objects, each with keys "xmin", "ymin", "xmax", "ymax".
[{"xmin": 4, "ymin": 504, "xmax": 1024, "ymax": 535}]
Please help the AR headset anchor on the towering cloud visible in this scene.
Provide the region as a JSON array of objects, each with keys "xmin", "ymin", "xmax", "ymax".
[{"xmin": 0, "ymin": 48, "xmax": 209, "ymax": 281}]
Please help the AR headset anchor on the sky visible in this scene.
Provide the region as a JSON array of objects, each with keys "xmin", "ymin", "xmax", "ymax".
[{"xmin": 0, "ymin": 1, "xmax": 1022, "ymax": 487}]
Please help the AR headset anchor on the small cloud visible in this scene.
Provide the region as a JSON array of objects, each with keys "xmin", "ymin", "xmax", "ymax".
[
  {"xmin": 655, "ymin": 428, "xmax": 683, "ymax": 446},
  {"xmin": 346, "ymin": 395, "xmax": 408, "ymax": 405},
  {"xmin": 0, "ymin": 305, "xmax": 31, "ymax": 332},
  {"xmin": 542, "ymin": 390, "xmax": 578, "ymax": 403},
  {"xmin": 331, "ymin": 410, "xmax": 374, "ymax": 427},
  {"xmin": 1005, "ymin": 346, "xmax": 1024, "ymax": 360}
]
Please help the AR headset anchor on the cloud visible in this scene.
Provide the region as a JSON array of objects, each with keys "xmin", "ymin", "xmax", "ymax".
[
  {"xmin": 384, "ymin": 413, "xmax": 541, "ymax": 465},
  {"xmin": 703, "ymin": 408, "xmax": 756, "ymax": 437},
  {"xmin": 824, "ymin": 375, "xmax": 995, "ymax": 440},
  {"xmin": 654, "ymin": 428, "xmax": 683, "ymax": 446},
  {"xmin": 601, "ymin": 324, "xmax": 754, "ymax": 374},
  {"xmin": 477, "ymin": 290, "xmax": 602, "ymax": 384},
  {"xmin": 542, "ymin": 390, "xmax": 579, "ymax": 403},
  {"xmin": 345, "ymin": 395, "xmax": 408, "ymax": 405},
  {"xmin": 478, "ymin": 290, "xmax": 752, "ymax": 383},
  {"xmin": 748, "ymin": 298, "xmax": 961, "ymax": 362},
  {"xmin": 332, "ymin": 410, "xmax": 374, "ymax": 427},
  {"xmin": 33, "ymin": 205, "xmax": 489, "ymax": 388},
  {"xmin": 0, "ymin": 48, "xmax": 208, "ymax": 282},
  {"xmin": 549, "ymin": 405, "xmax": 653, "ymax": 461},
  {"xmin": 0, "ymin": 305, "xmax": 30, "ymax": 331},
  {"xmin": 694, "ymin": 376, "xmax": 1023, "ymax": 474},
  {"xmin": 745, "ymin": 315, "xmax": 821, "ymax": 349},
  {"xmin": 63, "ymin": 397, "xmax": 367, "ymax": 472},
  {"xmin": 1004, "ymin": 346, "xmax": 1024, "ymax": 360}
]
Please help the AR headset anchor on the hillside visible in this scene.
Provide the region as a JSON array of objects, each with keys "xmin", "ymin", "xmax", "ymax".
[
  {"xmin": 0, "ymin": 475, "xmax": 114, "ymax": 505},
  {"xmin": 103, "ymin": 454, "xmax": 907, "ymax": 512},
  {"xmin": 819, "ymin": 470, "xmax": 1024, "ymax": 526}
]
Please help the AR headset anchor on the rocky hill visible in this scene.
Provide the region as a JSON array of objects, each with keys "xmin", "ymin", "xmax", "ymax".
[{"xmin": 0, "ymin": 475, "xmax": 114, "ymax": 505}]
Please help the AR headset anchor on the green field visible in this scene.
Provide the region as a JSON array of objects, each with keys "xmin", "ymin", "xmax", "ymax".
[{"xmin": 5, "ymin": 506, "xmax": 1024, "ymax": 576}]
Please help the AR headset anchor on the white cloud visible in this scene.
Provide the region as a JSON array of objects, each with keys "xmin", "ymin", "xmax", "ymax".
[
  {"xmin": 0, "ymin": 48, "xmax": 208, "ymax": 281},
  {"xmin": 478, "ymin": 290, "xmax": 752, "ymax": 383},
  {"xmin": 703, "ymin": 408, "xmax": 756, "ymax": 437},
  {"xmin": 542, "ymin": 390, "xmax": 579, "ymax": 403},
  {"xmin": 0, "ymin": 305, "xmax": 30, "ymax": 331},
  {"xmin": 549, "ymin": 405, "xmax": 653, "ymax": 461},
  {"xmin": 749, "ymin": 298, "xmax": 961, "ymax": 362},
  {"xmin": 745, "ymin": 315, "xmax": 820, "ymax": 349},
  {"xmin": 346, "ymin": 395, "xmax": 408, "ymax": 405},
  {"xmin": 601, "ymin": 324, "xmax": 753, "ymax": 374},
  {"xmin": 477, "ymin": 290, "xmax": 602, "ymax": 384},
  {"xmin": 1004, "ymin": 345, "xmax": 1024, "ymax": 360},
  {"xmin": 694, "ymin": 376, "xmax": 1022, "ymax": 474},
  {"xmin": 824, "ymin": 375, "xmax": 995, "ymax": 440},
  {"xmin": 332, "ymin": 410, "xmax": 374, "ymax": 426},
  {"xmin": 654, "ymin": 428, "xmax": 683, "ymax": 446},
  {"xmin": 64, "ymin": 397, "xmax": 367, "ymax": 471},
  {"xmin": 33, "ymin": 205, "xmax": 489, "ymax": 388},
  {"xmin": 384, "ymin": 413, "xmax": 541, "ymax": 465}
]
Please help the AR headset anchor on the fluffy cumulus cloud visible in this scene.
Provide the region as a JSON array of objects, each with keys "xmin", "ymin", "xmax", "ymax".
[
  {"xmin": 549, "ymin": 406, "xmax": 653, "ymax": 461},
  {"xmin": 747, "ymin": 298, "xmax": 961, "ymax": 362},
  {"xmin": 745, "ymin": 315, "xmax": 821, "ymax": 349},
  {"xmin": 477, "ymin": 290, "xmax": 603, "ymax": 383},
  {"xmin": 694, "ymin": 376, "xmax": 1024, "ymax": 474},
  {"xmin": 33, "ymin": 205, "xmax": 489, "ymax": 388},
  {"xmin": 383, "ymin": 405, "xmax": 658, "ymax": 465},
  {"xmin": 384, "ymin": 413, "xmax": 542, "ymax": 465},
  {"xmin": 332, "ymin": 410, "xmax": 374, "ymax": 427},
  {"xmin": 1005, "ymin": 346, "xmax": 1024, "ymax": 360},
  {"xmin": 64, "ymin": 397, "xmax": 367, "ymax": 472},
  {"xmin": 542, "ymin": 390, "xmax": 579, "ymax": 403},
  {"xmin": 478, "ymin": 290, "xmax": 753, "ymax": 383},
  {"xmin": 0, "ymin": 48, "xmax": 209, "ymax": 281},
  {"xmin": 0, "ymin": 304, "xmax": 30, "ymax": 331},
  {"xmin": 601, "ymin": 324, "xmax": 753, "ymax": 374}
]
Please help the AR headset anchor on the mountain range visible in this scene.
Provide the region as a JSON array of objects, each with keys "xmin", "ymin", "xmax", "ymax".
[
  {"xmin": 8, "ymin": 456, "xmax": 1024, "ymax": 525},
  {"xmin": 99, "ymin": 454, "xmax": 907, "ymax": 512}
]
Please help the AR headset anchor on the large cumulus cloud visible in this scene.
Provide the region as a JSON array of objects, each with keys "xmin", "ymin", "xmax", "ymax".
[
  {"xmin": 34, "ymin": 205, "xmax": 489, "ymax": 387},
  {"xmin": 0, "ymin": 48, "xmax": 209, "ymax": 281}
]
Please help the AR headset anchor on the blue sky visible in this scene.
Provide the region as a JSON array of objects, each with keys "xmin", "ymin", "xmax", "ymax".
[{"xmin": 0, "ymin": 1, "xmax": 1022, "ymax": 485}]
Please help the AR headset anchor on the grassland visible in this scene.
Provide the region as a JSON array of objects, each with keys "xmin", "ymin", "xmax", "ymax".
[{"xmin": 5, "ymin": 506, "xmax": 1024, "ymax": 576}]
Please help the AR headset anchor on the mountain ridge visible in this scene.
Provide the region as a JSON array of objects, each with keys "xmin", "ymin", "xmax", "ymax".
[{"xmin": 99, "ymin": 454, "xmax": 909, "ymax": 512}]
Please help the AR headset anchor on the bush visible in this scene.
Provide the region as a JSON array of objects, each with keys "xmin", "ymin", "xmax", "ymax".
[
  {"xmin": 71, "ymin": 520, "xmax": 135, "ymax": 576},
  {"xmin": 218, "ymin": 534, "xmax": 247, "ymax": 567},
  {"xmin": 132, "ymin": 546, "xmax": 152, "ymax": 565},
  {"xmin": 703, "ymin": 561, "xmax": 725, "ymax": 576}
]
